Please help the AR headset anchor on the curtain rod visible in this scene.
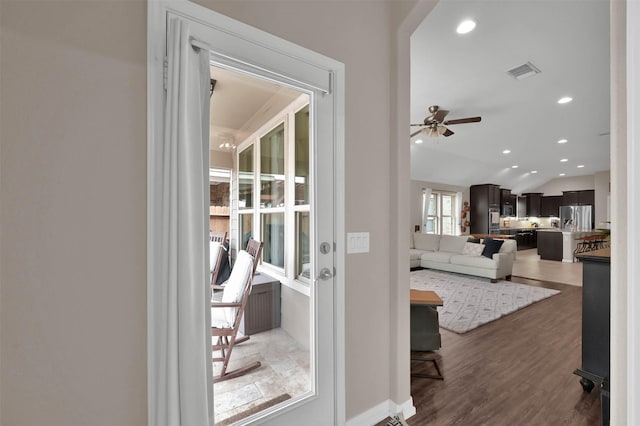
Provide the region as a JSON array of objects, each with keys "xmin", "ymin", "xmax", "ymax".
[{"xmin": 189, "ymin": 37, "xmax": 330, "ymax": 95}]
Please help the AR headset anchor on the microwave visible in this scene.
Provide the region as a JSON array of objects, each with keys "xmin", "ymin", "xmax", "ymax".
[{"xmin": 502, "ymin": 204, "xmax": 514, "ymax": 217}]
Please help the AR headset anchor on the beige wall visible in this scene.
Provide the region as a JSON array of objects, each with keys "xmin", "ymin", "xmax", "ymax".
[
  {"xmin": 0, "ymin": 1, "xmax": 147, "ymax": 425},
  {"xmin": 0, "ymin": 0, "xmax": 422, "ymax": 424},
  {"xmin": 531, "ymin": 174, "xmax": 596, "ymax": 195},
  {"xmin": 211, "ymin": 149, "xmax": 233, "ymax": 169}
]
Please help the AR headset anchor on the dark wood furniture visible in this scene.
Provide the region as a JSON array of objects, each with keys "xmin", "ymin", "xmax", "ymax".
[
  {"xmin": 240, "ymin": 272, "xmax": 281, "ymax": 335},
  {"xmin": 523, "ymin": 192, "xmax": 543, "ymax": 217},
  {"xmin": 410, "ymin": 290, "xmax": 444, "ymax": 380},
  {"xmin": 541, "ymin": 195, "xmax": 563, "ymax": 217},
  {"xmin": 574, "ymin": 248, "xmax": 610, "ymax": 426},
  {"xmin": 470, "ymin": 184, "xmax": 500, "ymax": 234},
  {"xmin": 500, "ymin": 189, "xmax": 516, "ymax": 216},
  {"xmin": 563, "ymin": 189, "xmax": 595, "ymax": 206},
  {"xmin": 537, "ymin": 230, "xmax": 563, "ymax": 261}
]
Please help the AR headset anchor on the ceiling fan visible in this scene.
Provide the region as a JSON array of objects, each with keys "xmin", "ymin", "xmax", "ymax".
[{"xmin": 410, "ymin": 105, "xmax": 481, "ymax": 138}]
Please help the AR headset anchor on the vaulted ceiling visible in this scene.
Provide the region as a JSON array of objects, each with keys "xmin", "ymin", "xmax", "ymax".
[{"xmin": 410, "ymin": 0, "xmax": 610, "ymax": 194}]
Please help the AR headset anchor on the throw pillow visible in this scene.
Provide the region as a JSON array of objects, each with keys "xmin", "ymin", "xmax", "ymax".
[
  {"xmin": 462, "ymin": 242, "xmax": 485, "ymax": 256},
  {"xmin": 467, "ymin": 237, "xmax": 481, "ymax": 243},
  {"xmin": 481, "ymin": 237, "xmax": 504, "ymax": 258}
]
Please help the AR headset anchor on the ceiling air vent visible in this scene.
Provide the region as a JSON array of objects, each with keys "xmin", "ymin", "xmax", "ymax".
[{"xmin": 506, "ymin": 61, "xmax": 541, "ymax": 80}]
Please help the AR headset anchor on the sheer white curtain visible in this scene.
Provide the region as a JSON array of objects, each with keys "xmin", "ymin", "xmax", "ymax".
[
  {"xmin": 422, "ymin": 188, "xmax": 432, "ymax": 233},
  {"xmin": 455, "ymin": 191, "xmax": 463, "ymax": 235},
  {"xmin": 149, "ymin": 18, "xmax": 213, "ymax": 426}
]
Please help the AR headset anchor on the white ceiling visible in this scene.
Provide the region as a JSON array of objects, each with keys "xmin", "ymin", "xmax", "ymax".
[
  {"xmin": 410, "ymin": 0, "xmax": 610, "ymax": 194},
  {"xmin": 209, "ymin": 66, "xmax": 300, "ymax": 153}
]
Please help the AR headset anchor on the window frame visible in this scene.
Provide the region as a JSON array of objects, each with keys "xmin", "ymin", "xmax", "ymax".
[
  {"xmin": 235, "ymin": 94, "xmax": 311, "ymax": 292},
  {"xmin": 424, "ymin": 190, "xmax": 458, "ymax": 236}
]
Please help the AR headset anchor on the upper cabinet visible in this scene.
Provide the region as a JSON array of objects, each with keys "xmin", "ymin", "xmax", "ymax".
[
  {"xmin": 540, "ymin": 195, "xmax": 563, "ymax": 217},
  {"xmin": 523, "ymin": 193, "xmax": 543, "ymax": 217},
  {"xmin": 563, "ymin": 190, "xmax": 595, "ymax": 206},
  {"xmin": 500, "ymin": 189, "xmax": 516, "ymax": 216}
]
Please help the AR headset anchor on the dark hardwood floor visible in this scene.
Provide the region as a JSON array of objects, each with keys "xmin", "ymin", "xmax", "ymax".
[{"xmin": 408, "ymin": 277, "xmax": 602, "ymax": 426}]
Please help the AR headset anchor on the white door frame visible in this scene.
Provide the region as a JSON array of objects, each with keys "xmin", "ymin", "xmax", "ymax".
[{"xmin": 146, "ymin": 1, "xmax": 345, "ymax": 424}]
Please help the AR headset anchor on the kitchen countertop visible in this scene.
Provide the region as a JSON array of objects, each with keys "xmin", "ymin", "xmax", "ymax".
[{"xmin": 536, "ymin": 229, "xmax": 607, "ymax": 235}]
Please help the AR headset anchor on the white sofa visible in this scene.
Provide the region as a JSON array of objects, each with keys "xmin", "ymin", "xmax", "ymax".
[{"xmin": 409, "ymin": 233, "xmax": 517, "ymax": 282}]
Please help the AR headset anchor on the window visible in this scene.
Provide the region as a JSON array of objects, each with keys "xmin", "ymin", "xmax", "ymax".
[
  {"xmin": 423, "ymin": 191, "xmax": 457, "ymax": 235},
  {"xmin": 236, "ymin": 97, "xmax": 310, "ymax": 285}
]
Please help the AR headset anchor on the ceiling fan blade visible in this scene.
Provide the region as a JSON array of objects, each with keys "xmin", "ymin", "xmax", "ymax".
[
  {"xmin": 442, "ymin": 127, "xmax": 454, "ymax": 137},
  {"xmin": 410, "ymin": 123, "xmax": 425, "ymax": 126},
  {"xmin": 432, "ymin": 109, "xmax": 449, "ymax": 122},
  {"xmin": 443, "ymin": 116, "xmax": 482, "ymax": 125},
  {"xmin": 410, "ymin": 128, "xmax": 423, "ymax": 138}
]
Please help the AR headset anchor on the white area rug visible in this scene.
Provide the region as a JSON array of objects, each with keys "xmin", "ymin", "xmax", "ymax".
[{"xmin": 410, "ymin": 269, "xmax": 560, "ymax": 334}]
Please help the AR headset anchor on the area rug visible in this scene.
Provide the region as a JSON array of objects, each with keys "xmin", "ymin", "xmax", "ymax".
[{"xmin": 410, "ymin": 269, "xmax": 560, "ymax": 334}]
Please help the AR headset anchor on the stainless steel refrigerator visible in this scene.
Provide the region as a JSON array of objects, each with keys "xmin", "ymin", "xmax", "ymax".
[{"xmin": 560, "ymin": 205, "xmax": 593, "ymax": 231}]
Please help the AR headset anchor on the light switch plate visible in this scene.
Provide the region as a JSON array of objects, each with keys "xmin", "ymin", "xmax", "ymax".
[{"xmin": 347, "ymin": 232, "xmax": 370, "ymax": 253}]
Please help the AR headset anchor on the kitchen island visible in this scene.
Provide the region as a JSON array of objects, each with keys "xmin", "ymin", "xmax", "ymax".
[{"xmin": 537, "ymin": 229, "xmax": 607, "ymax": 262}]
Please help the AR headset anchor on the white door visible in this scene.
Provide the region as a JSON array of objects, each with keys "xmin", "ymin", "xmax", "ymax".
[{"xmin": 148, "ymin": 2, "xmax": 344, "ymax": 425}]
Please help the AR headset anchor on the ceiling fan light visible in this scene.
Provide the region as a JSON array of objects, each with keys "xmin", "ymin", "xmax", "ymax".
[{"xmin": 437, "ymin": 125, "xmax": 447, "ymax": 136}]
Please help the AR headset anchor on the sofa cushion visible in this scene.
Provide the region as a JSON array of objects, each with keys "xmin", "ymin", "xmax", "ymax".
[
  {"xmin": 413, "ymin": 233, "xmax": 440, "ymax": 251},
  {"xmin": 481, "ymin": 237, "xmax": 504, "ymax": 258},
  {"xmin": 439, "ymin": 235, "xmax": 468, "ymax": 253},
  {"xmin": 450, "ymin": 254, "xmax": 499, "ymax": 269},
  {"xmin": 462, "ymin": 242, "xmax": 485, "ymax": 256},
  {"xmin": 421, "ymin": 251, "xmax": 456, "ymax": 263}
]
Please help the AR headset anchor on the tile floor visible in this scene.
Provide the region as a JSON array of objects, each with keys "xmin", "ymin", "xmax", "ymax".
[
  {"xmin": 214, "ymin": 328, "xmax": 311, "ymax": 424},
  {"xmin": 512, "ymin": 248, "xmax": 582, "ymax": 286},
  {"xmin": 213, "ymin": 249, "xmax": 582, "ymax": 423}
]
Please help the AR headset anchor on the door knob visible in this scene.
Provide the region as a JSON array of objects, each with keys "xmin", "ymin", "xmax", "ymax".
[{"xmin": 317, "ymin": 267, "xmax": 333, "ymax": 281}]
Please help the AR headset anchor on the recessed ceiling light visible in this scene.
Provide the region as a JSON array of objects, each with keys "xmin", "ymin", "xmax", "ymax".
[
  {"xmin": 531, "ymin": 170, "xmax": 538, "ymax": 174},
  {"xmin": 511, "ymin": 165, "xmax": 518, "ymax": 169},
  {"xmin": 559, "ymin": 173, "xmax": 566, "ymax": 176},
  {"xmin": 557, "ymin": 96, "xmax": 573, "ymax": 104},
  {"xmin": 557, "ymin": 139, "xmax": 568, "ymax": 144},
  {"xmin": 503, "ymin": 149, "xmax": 511, "ymax": 154},
  {"xmin": 577, "ymin": 164, "xmax": 585, "ymax": 168},
  {"xmin": 560, "ymin": 158, "xmax": 569, "ymax": 162},
  {"xmin": 456, "ymin": 19, "xmax": 476, "ymax": 34},
  {"xmin": 415, "ymin": 139, "xmax": 423, "ymax": 144}
]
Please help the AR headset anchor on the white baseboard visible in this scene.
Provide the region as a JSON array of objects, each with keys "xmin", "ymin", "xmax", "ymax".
[{"xmin": 345, "ymin": 398, "xmax": 415, "ymax": 426}]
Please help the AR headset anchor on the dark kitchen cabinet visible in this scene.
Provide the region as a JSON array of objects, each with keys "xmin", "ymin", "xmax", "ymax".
[
  {"xmin": 574, "ymin": 249, "xmax": 610, "ymax": 426},
  {"xmin": 523, "ymin": 193, "xmax": 543, "ymax": 217},
  {"xmin": 470, "ymin": 184, "xmax": 500, "ymax": 234},
  {"xmin": 541, "ymin": 195, "xmax": 563, "ymax": 217},
  {"xmin": 563, "ymin": 191, "xmax": 579, "ymax": 205},
  {"xmin": 563, "ymin": 190, "xmax": 595, "ymax": 206},
  {"xmin": 578, "ymin": 190, "xmax": 595, "ymax": 206},
  {"xmin": 500, "ymin": 189, "xmax": 516, "ymax": 216},
  {"xmin": 537, "ymin": 230, "xmax": 563, "ymax": 261}
]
